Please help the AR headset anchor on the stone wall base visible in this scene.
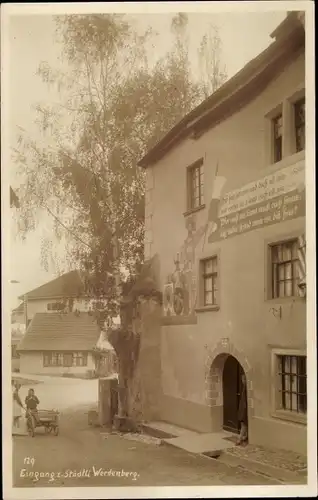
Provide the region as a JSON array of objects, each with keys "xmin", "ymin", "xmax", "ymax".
[
  {"xmin": 160, "ymin": 394, "xmax": 307, "ymax": 455},
  {"xmin": 160, "ymin": 394, "xmax": 222, "ymax": 433},
  {"xmin": 249, "ymin": 416, "xmax": 307, "ymax": 455}
]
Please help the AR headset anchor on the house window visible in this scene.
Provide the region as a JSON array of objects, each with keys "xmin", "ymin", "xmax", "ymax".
[
  {"xmin": 43, "ymin": 353, "xmax": 50, "ymax": 367},
  {"xmin": 63, "ymin": 353, "xmax": 73, "ymax": 367},
  {"xmin": 73, "ymin": 352, "xmax": 88, "ymax": 367},
  {"xmin": 188, "ymin": 160, "xmax": 204, "ymax": 210},
  {"xmin": 50, "ymin": 352, "xmax": 63, "ymax": 366},
  {"xmin": 272, "ymin": 113, "xmax": 283, "ymax": 163},
  {"xmin": 43, "ymin": 351, "xmax": 88, "ymax": 367},
  {"xmin": 43, "ymin": 352, "xmax": 71, "ymax": 367},
  {"xmin": 277, "ymin": 355, "xmax": 307, "ymax": 413},
  {"xmin": 271, "ymin": 240, "xmax": 300, "ymax": 298},
  {"xmin": 202, "ymin": 257, "xmax": 218, "ymax": 306},
  {"xmin": 294, "ymin": 97, "xmax": 305, "ymax": 152},
  {"xmin": 47, "ymin": 301, "xmax": 65, "ymax": 311}
]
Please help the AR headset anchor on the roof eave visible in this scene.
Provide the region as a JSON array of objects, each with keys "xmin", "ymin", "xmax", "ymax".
[
  {"xmin": 17, "ymin": 270, "xmax": 85, "ymax": 301},
  {"xmin": 18, "ymin": 293, "xmax": 89, "ymax": 301},
  {"xmin": 270, "ymin": 11, "xmax": 302, "ymax": 39},
  {"xmin": 17, "ymin": 347, "xmax": 97, "ymax": 352},
  {"xmin": 138, "ymin": 16, "xmax": 304, "ymax": 169}
]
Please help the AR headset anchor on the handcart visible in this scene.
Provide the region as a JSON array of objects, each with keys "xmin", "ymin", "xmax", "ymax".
[{"xmin": 26, "ymin": 409, "xmax": 59, "ymax": 437}]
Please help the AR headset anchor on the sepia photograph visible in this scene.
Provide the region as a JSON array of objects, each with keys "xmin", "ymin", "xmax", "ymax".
[{"xmin": 2, "ymin": 1, "xmax": 316, "ymax": 498}]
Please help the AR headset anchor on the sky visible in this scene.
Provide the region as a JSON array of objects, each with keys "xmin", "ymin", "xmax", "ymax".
[{"xmin": 7, "ymin": 7, "xmax": 287, "ymax": 309}]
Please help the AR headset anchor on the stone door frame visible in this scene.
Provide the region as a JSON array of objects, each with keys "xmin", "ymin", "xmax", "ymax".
[{"xmin": 205, "ymin": 339, "xmax": 255, "ymax": 424}]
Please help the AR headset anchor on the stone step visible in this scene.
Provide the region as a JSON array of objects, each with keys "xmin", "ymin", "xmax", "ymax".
[
  {"xmin": 211, "ymin": 450, "xmax": 307, "ymax": 484},
  {"xmin": 141, "ymin": 420, "xmax": 201, "ymax": 440},
  {"xmin": 163, "ymin": 431, "xmax": 236, "ymax": 457}
]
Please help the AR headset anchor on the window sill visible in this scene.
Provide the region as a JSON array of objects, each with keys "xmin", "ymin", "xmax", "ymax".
[
  {"xmin": 268, "ymin": 149, "xmax": 305, "ymax": 170},
  {"xmin": 183, "ymin": 204, "xmax": 206, "ymax": 217},
  {"xmin": 265, "ymin": 296, "xmax": 305, "ymax": 304},
  {"xmin": 271, "ymin": 409, "xmax": 307, "ymax": 426},
  {"xmin": 195, "ymin": 305, "xmax": 220, "ymax": 313}
]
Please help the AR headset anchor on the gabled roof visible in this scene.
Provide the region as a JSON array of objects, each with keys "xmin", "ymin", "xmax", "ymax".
[
  {"xmin": 12, "ymin": 302, "xmax": 24, "ymax": 314},
  {"xmin": 17, "ymin": 312, "xmax": 101, "ymax": 352},
  {"xmin": 19, "ymin": 270, "xmax": 85, "ymax": 301},
  {"xmin": 138, "ymin": 12, "xmax": 305, "ymax": 168}
]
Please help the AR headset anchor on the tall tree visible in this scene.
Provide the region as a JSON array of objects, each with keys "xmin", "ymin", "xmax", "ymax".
[
  {"xmin": 12, "ymin": 13, "xmax": 227, "ymax": 322},
  {"xmin": 198, "ymin": 25, "xmax": 227, "ymax": 98}
]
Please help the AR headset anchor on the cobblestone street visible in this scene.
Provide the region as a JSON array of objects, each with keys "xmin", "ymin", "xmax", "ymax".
[
  {"xmin": 13, "ymin": 406, "xmax": 284, "ymax": 488},
  {"xmin": 225, "ymin": 443, "xmax": 307, "ymax": 474}
]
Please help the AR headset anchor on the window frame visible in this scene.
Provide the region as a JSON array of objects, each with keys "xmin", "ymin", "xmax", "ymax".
[
  {"xmin": 264, "ymin": 231, "xmax": 304, "ymax": 303},
  {"xmin": 42, "ymin": 351, "xmax": 88, "ymax": 368},
  {"xmin": 186, "ymin": 158, "xmax": 205, "ymax": 214},
  {"xmin": 270, "ymin": 239, "xmax": 300, "ymax": 299},
  {"xmin": 47, "ymin": 301, "xmax": 65, "ymax": 312},
  {"xmin": 278, "ymin": 354, "xmax": 307, "ymax": 414},
  {"xmin": 73, "ymin": 352, "xmax": 88, "ymax": 367},
  {"xmin": 270, "ymin": 348, "xmax": 307, "ymax": 425},
  {"xmin": 293, "ymin": 97, "xmax": 305, "ymax": 153},
  {"xmin": 272, "ymin": 112, "xmax": 283, "ymax": 164},
  {"xmin": 202, "ymin": 257, "xmax": 218, "ymax": 307},
  {"xmin": 63, "ymin": 353, "xmax": 73, "ymax": 367},
  {"xmin": 196, "ymin": 252, "xmax": 220, "ymax": 312},
  {"xmin": 264, "ymin": 87, "xmax": 305, "ymax": 166}
]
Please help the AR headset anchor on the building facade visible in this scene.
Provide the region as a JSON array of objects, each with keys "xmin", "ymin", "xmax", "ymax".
[
  {"xmin": 17, "ymin": 271, "xmax": 117, "ymax": 378},
  {"xmin": 12, "ymin": 328, "xmax": 24, "ymax": 372},
  {"xmin": 19, "ymin": 350, "xmax": 96, "ymax": 377},
  {"xmin": 139, "ymin": 13, "xmax": 307, "ymax": 454},
  {"xmin": 19, "ymin": 270, "xmax": 92, "ymax": 328},
  {"xmin": 11, "ymin": 302, "xmax": 24, "ymax": 324},
  {"xmin": 17, "ymin": 311, "xmax": 117, "ymax": 378}
]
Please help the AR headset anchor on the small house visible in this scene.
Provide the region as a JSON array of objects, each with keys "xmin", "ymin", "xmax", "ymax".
[{"xmin": 17, "ymin": 311, "xmax": 114, "ymax": 378}]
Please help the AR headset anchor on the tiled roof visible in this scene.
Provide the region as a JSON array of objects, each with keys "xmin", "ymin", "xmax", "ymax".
[
  {"xmin": 17, "ymin": 312, "xmax": 101, "ymax": 352},
  {"xmin": 19, "ymin": 270, "xmax": 85, "ymax": 301}
]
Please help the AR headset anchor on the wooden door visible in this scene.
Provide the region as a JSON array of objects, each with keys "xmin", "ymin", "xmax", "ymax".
[{"xmin": 223, "ymin": 356, "xmax": 244, "ymax": 433}]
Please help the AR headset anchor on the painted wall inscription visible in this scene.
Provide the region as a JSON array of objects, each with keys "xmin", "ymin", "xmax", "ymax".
[
  {"xmin": 219, "ymin": 162, "xmax": 305, "ymax": 218},
  {"xmin": 208, "ymin": 162, "xmax": 305, "ymax": 243}
]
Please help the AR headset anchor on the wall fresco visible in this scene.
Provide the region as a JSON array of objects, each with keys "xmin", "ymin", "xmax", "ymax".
[
  {"xmin": 163, "ymin": 215, "xmax": 206, "ymax": 319},
  {"xmin": 162, "ymin": 161, "xmax": 305, "ymax": 321}
]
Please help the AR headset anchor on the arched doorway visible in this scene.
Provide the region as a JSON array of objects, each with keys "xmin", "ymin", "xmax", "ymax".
[{"xmin": 222, "ymin": 355, "xmax": 246, "ymax": 433}]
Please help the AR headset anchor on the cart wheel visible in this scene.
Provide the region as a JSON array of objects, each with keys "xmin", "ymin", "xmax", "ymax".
[
  {"xmin": 53, "ymin": 425, "xmax": 59, "ymax": 436},
  {"xmin": 28, "ymin": 426, "xmax": 35, "ymax": 437},
  {"xmin": 44, "ymin": 426, "xmax": 50, "ymax": 434},
  {"xmin": 27, "ymin": 419, "xmax": 35, "ymax": 437}
]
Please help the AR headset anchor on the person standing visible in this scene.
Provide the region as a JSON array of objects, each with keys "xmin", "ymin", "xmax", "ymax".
[
  {"xmin": 25, "ymin": 388, "xmax": 40, "ymax": 428},
  {"xmin": 237, "ymin": 372, "xmax": 248, "ymax": 446},
  {"xmin": 12, "ymin": 381, "xmax": 24, "ymax": 431}
]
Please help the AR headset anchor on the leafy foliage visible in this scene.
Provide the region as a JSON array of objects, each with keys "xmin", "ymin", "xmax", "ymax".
[{"xmin": 12, "ymin": 13, "xmax": 227, "ymax": 321}]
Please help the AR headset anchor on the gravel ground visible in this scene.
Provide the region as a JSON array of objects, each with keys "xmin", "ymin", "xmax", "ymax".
[
  {"xmin": 225, "ymin": 444, "xmax": 307, "ymax": 473},
  {"xmin": 12, "ymin": 407, "xmax": 280, "ymax": 488}
]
